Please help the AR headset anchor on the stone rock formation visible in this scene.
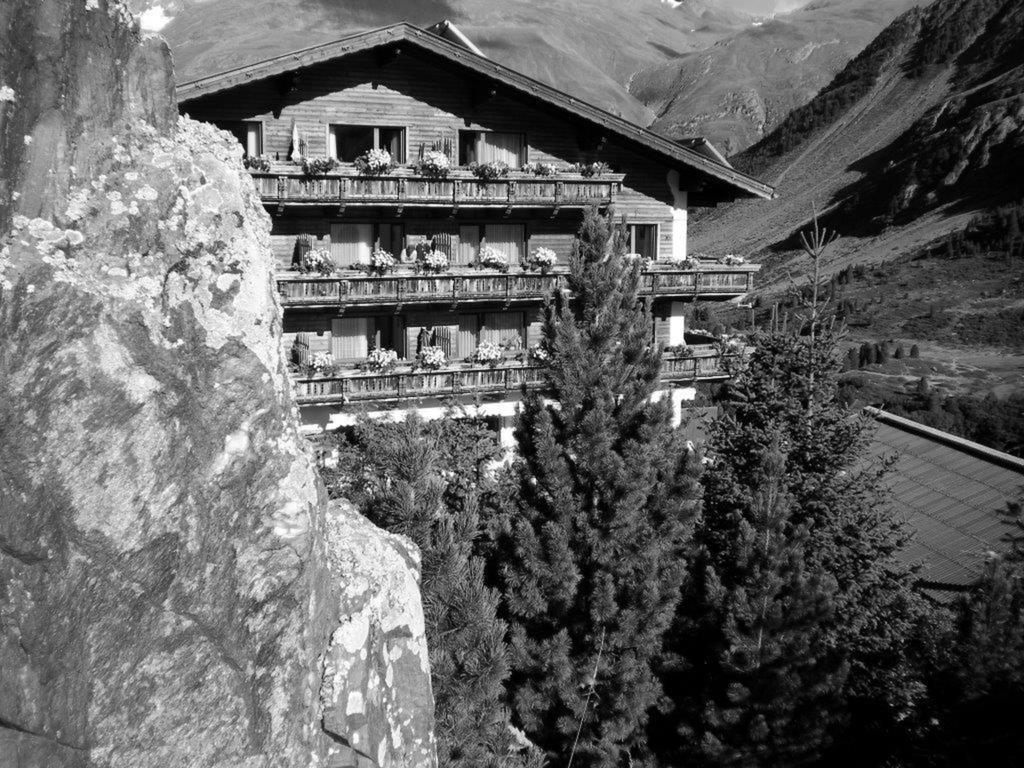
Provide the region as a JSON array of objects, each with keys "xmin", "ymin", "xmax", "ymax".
[{"xmin": 0, "ymin": 2, "xmax": 436, "ymax": 766}]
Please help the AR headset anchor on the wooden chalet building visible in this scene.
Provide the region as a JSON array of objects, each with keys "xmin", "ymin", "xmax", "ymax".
[{"xmin": 176, "ymin": 22, "xmax": 774, "ymax": 435}]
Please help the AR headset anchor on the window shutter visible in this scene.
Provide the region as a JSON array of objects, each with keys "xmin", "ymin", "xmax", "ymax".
[
  {"xmin": 457, "ymin": 315, "xmax": 479, "ymax": 358},
  {"xmin": 525, "ymin": 308, "xmax": 544, "ymax": 348},
  {"xmin": 653, "ymin": 314, "xmax": 671, "ymax": 348},
  {"xmin": 457, "ymin": 226, "xmax": 480, "ymax": 265}
]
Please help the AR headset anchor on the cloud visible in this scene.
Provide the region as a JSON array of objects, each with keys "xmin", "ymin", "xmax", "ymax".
[{"xmin": 139, "ymin": 5, "xmax": 174, "ymax": 32}]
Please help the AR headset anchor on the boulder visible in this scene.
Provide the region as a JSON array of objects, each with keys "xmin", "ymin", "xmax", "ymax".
[{"xmin": 0, "ymin": 2, "xmax": 435, "ymax": 767}]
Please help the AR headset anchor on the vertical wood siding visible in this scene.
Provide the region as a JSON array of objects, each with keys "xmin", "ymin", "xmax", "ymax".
[{"xmin": 183, "ymin": 48, "xmax": 686, "ymax": 259}]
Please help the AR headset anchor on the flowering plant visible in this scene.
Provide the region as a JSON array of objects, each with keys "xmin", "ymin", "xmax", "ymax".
[
  {"xmin": 625, "ymin": 252, "xmax": 653, "ymax": 271},
  {"xmin": 417, "ymin": 249, "xmax": 449, "ymax": 273},
  {"xmin": 720, "ymin": 334, "xmax": 747, "ymax": 354},
  {"xmin": 301, "ymin": 156, "xmax": 337, "ymax": 177},
  {"xmin": 474, "ymin": 340, "xmax": 503, "ymax": 366},
  {"xmin": 573, "ymin": 161, "xmax": 611, "ymax": 177},
  {"xmin": 528, "ymin": 246, "xmax": 558, "ymax": 272},
  {"xmin": 417, "ymin": 346, "xmax": 447, "ymax": 370},
  {"xmin": 369, "ymin": 246, "xmax": 396, "ymax": 275},
  {"xmin": 354, "ymin": 148, "xmax": 394, "ymax": 175},
  {"xmin": 413, "ymin": 150, "xmax": 451, "ymax": 178},
  {"xmin": 521, "ymin": 161, "xmax": 558, "ymax": 177},
  {"xmin": 243, "ymin": 155, "xmax": 271, "ymax": 172},
  {"xmin": 297, "ymin": 247, "xmax": 336, "ymax": 275},
  {"xmin": 722, "ymin": 254, "xmax": 746, "ymax": 266},
  {"xmin": 309, "ymin": 351, "xmax": 336, "ymax": 376},
  {"xmin": 670, "ymin": 255, "xmax": 701, "ymax": 270},
  {"xmin": 477, "ymin": 245, "xmax": 509, "ymax": 272},
  {"xmin": 469, "ymin": 160, "xmax": 510, "ymax": 179},
  {"xmin": 527, "ymin": 345, "xmax": 550, "ymax": 364},
  {"xmin": 364, "ymin": 347, "xmax": 399, "ymax": 373}
]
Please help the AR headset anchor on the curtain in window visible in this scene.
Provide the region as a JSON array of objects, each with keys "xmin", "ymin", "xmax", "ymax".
[
  {"xmin": 479, "ymin": 133, "xmax": 524, "ymax": 165},
  {"xmin": 481, "ymin": 312, "xmax": 524, "ymax": 349},
  {"xmin": 330, "ymin": 223, "xmax": 373, "ymax": 267},
  {"xmin": 483, "ymin": 224, "xmax": 525, "ymax": 264},
  {"xmin": 331, "ymin": 318, "xmax": 370, "ymax": 360},
  {"xmin": 245, "ymin": 123, "xmax": 262, "ymax": 157},
  {"xmin": 327, "ymin": 128, "xmax": 338, "ymax": 161}
]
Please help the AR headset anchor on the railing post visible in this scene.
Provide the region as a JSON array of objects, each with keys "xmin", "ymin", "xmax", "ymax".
[
  {"xmin": 276, "ymin": 175, "xmax": 286, "ymax": 200},
  {"xmin": 453, "ymin": 179, "xmax": 461, "ymax": 206},
  {"xmin": 508, "ymin": 180, "xmax": 516, "ymax": 205}
]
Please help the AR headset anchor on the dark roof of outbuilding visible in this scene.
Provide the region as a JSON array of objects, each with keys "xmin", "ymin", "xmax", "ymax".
[
  {"xmin": 176, "ymin": 23, "xmax": 774, "ymax": 201},
  {"xmin": 865, "ymin": 407, "xmax": 1024, "ymax": 599}
]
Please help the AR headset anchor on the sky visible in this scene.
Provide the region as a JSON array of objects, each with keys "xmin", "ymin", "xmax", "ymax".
[{"xmin": 135, "ymin": 0, "xmax": 821, "ymax": 32}]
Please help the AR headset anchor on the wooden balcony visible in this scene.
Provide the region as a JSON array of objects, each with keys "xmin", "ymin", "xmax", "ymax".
[
  {"xmin": 293, "ymin": 347, "xmax": 734, "ymax": 407},
  {"xmin": 249, "ymin": 164, "xmax": 624, "ymax": 212},
  {"xmin": 277, "ymin": 265, "xmax": 756, "ymax": 309}
]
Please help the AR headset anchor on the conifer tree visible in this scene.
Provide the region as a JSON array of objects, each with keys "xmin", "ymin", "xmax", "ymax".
[
  {"xmin": 490, "ymin": 207, "xmax": 701, "ymax": 766},
  {"xmin": 661, "ymin": 214, "xmax": 922, "ymax": 766},
  {"xmin": 912, "ymin": 502, "xmax": 1024, "ymax": 766},
  {"xmin": 327, "ymin": 415, "xmax": 541, "ymax": 768},
  {"xmin": 663, "ymin": 440, "xmax": 844, "ymax": 766}
]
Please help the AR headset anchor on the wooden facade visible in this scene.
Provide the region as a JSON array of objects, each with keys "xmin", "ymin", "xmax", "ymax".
[{"xmin": 177, "ymin": 23, "xmax": 769, "ymax": 426}]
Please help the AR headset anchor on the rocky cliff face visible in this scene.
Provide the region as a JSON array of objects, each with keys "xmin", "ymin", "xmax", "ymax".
[{"xmin": 0, "ymin": 2, "xmax": 435, "ymax": 767}]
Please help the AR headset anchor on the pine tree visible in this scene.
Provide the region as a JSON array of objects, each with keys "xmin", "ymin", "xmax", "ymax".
[
  {"xmin": 662, "ymin": 214, "xmax": 923, "ymax": 766},
  {"xmin": 489, "ymin": 207, "xmax": 701, "ymax": 766},
  {"xmin": 664, "ymin": 440, "xmax": 844, "ymax": 766},
  {"xmin": 913, "ymin": 502, "xmax": 1024, "ymax": 767},
  {"xmin": 327, "ymin": 415, "xmax": 542, "ymax": 768}
]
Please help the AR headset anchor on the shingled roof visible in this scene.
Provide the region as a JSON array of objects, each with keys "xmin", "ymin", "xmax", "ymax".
[
  {"xmin": 176, "ymin": 22, "xmax": 774, "ymax": 201},
  {"xmin": 865, "ymin": 408, "xmax": 1024, "ymax": 600}
]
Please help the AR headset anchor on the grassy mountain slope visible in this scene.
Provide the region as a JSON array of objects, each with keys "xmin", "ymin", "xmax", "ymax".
[
  {"xmin": 152, "ymin": 0, "xmax": 755, "ymax": 126},
  {"xmin": 630, "ymin": 0, "xmax": 923, "ymax": 153},
  {"xmin": 692, "ymin": 0, "xmax": 1024, "ymax": 262},
  {"xmin": 693, "ymin": 0, "xmax": 1024, "ymax": 398}
]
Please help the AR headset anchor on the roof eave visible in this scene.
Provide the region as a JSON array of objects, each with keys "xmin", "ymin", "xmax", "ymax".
[{"xmin": 176, "ymin": 22, "xmax": 775, "ymax": 201}]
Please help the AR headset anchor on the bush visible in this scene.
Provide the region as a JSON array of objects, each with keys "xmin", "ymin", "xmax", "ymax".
[{"xmin": 320, "ymin": 416, "xmax": 542, "ymax": 768}]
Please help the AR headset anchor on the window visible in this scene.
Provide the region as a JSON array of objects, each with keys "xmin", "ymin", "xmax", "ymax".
[
  {"xmin": 330, "ymin": 223, "xmax": 373, "ymax": 267},
  {"xmin": 459, "ymin": 131, "xmax": 526, "ymax": 166},
  {"xmin": 456, "ymin": 224, "xmax": 526, "ymax": 265},
  {"xmin": 215, "ymin": 120, "xmax": 262, "ymax": 158},
  {"xmin": 480, "ymin": 312, "xmax": 525, "ymax": 350},
  {"xmin": 376, "ymin": 223, "xmax": 405, "ymax": 258},
  {"xmin": 332, "ymin": 317, "xmax": 388, "ymax": 361},
  {"xmin": 329, "ymin": 125, "xmax": 406, "ymax": 162},
  {"xmin": 628, "ymin": 224, "xmax": 658, "ymax": 261}
]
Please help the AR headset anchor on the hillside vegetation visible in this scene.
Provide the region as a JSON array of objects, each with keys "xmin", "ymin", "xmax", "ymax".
[{"xmin": 693, "ymin": 0, "xmax": 1024, "ymax": 260}]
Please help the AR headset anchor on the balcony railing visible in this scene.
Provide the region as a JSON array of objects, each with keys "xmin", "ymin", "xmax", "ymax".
[
  {"xmin": 293, "ymin": 347, "xmax": 734, "ymax": 407},
  {"xmin": 277, "ymin": 266, "xmax": 756, "ymax": 308},
  {"xmin": 250, "ymin": 165, "xmax": 625, "ymax": 210}
]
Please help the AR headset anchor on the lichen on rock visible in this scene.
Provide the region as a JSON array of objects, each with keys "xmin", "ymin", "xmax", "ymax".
[{"xmin": 0, "ymin": 2, "xmax": 436, "ymax": 766}]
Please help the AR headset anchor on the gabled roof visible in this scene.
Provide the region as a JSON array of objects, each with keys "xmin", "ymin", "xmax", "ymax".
[
  {"xmin": 176, "ymin": 23, "xmax": 774, "ymax": 201},
  {"xmin": 865, "ymin": 408, "xmax": 1024, "ymax": 600}
]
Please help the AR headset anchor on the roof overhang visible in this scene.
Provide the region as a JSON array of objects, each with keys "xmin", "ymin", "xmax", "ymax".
[{"xmin": 176, "ymin": 23, "xmax": 775, "ymax": 201}]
